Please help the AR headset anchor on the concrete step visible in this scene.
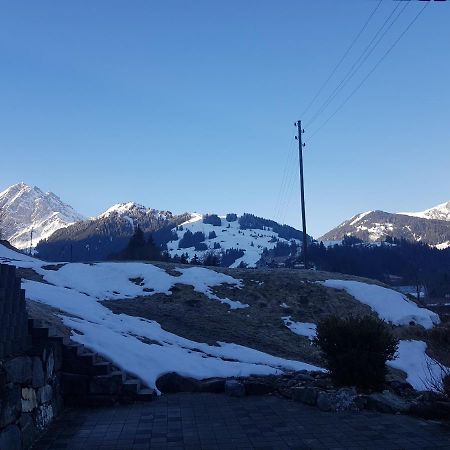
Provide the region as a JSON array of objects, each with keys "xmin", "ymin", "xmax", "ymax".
[
  {"xmin": 137, "ymin": 388, "xmax": 156, "ymax": 401},
  {"xmin": 89, "ymin": 373, "xmax": 123, "ymax": 395},
  {"xmin": 30, "ymin": 327, "xmax": 49, "ymax": 339},
  {"xmin": 111, "ymin": 371, "xmax": 126, "ymax": 383},
  {"xmin": 123, "ymin": 379, "xmax": 141, "ymax": 395},
  {"xmin": 79, "ymin": 352, "xmax": 97, "ymax": 365},
  {"xmin": 90, "ymin": 362, "xmax": 112, "ymax": 376}
]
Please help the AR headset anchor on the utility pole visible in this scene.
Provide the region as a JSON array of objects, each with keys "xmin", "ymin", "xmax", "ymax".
[
  {"xmin": 29, "ymin": 228, "xmax": 34, "ymax": 255},
  {"xmin": 295, "ymin": 120, "xmax": 308, "ymax": 269}
]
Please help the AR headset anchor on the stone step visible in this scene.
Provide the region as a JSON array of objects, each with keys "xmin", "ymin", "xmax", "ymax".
[
  {"xmin": 137, "ymin": 388, "xmax": 156, "ymax": 401},
  {"xmin": 123, "ymin": 379, "xmax": 141, "ymax": 395},
  {"xmin": 90, "ymin": 362, "xmax": 112, "ymax": 376},
  {"xmin": 30, "ymin": 327, "xmax": 49, "ymax": 339},
  {"xmin": 78, "ymin": 352, "xmax": 97, "ymax": 365},
  {"xmin": 111, "ymin": 371, "xmax": 126, "ymax": 383},
  {"xmin": 89, "ymin": 373, "xmax": 123, "ymax": 395}
]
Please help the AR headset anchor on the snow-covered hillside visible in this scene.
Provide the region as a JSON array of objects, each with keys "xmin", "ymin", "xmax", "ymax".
[
  {"xmin": 36, "ymin": 202, "xmax": 191, "ymax": 262},
  {"xmin": 0, "ymin": 183, "xmax": 84, "ymax": 249},
  {"xmin": 0, "ymin": 243, "xmax": 446, "ymax": 391},
  {"xmin": 167, "ymin": 213, "xmax": 301, "ymax": 267},
  {"xmin": 319, "ymin": 210, "xmax": 450, "ymax": 249},
  {"xmin": 399, "ymin": 200, "xmax": 450, "ymax": 222},
  {"xmin": 0, "ymin": 244, "xmax": 321, "ymax": 391}
]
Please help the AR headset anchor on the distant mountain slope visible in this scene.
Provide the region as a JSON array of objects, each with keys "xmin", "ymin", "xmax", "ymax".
[
  {"xmin": 399, "ymin": 200, "xmax": 450, "ymax": 221},
  {"xmin": 0, "ymin": 182, "xmax": 84, "ymax": 249},
  {"xmin": 167, "ymin": 213, "xmax": 306, "ymax": 268},
  {"xmin": 319, "ymin": 209, "xmax": 450, "ymax": 248},
  {"xmin": 36, "ymin": 202, "xmax": 191, "ymax": 262}
]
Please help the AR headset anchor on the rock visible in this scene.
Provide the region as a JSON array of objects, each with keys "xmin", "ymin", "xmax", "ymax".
[
  {"xmin": 35, "ymin": 404, "xmax": 54, "ymax": 430},
  {"xmin": 22, "ymin": 387, "xmax": 38, "ymax": 412},
  {"xmin": 19, "ymin": 413, "xmax": 37, "ymax": 449},
  {"xmin": 32, "ymin": 357, "xmax": 45, "ymax": 388},
  {"xmin": 0, "ymin": 425, "xmax": 21, "ymax": 450},
  {"xmin": 225, "ymin": 380, "xmax": 245, "ymax": 397},
  {"xmin": 243, "ymin": 380, "xmax": 274, "ymax": 396},
  {"xmin": 291, "ymin": 387, "xmax": 319, "ymax": 406},
  {"xmin": 317, "ymin": 391, "xmax": 334, "ymax": 411},
  {"xmin": 317, "ymin": 388, "xmax": 360, "ymax": 412},
  {"xmin": 366, "ymin": 391, "xmax": 411, "ymax": 414},
  {"xmin": 387, "ymin": 380, "xmax": 415, "ymax": 397},
  {"xmin": 156, "ymin": 372, "xmax": 199, "ymax": 393},
  {"xmin": 295, "ymin": 373, "xmax": 316, "ymax": 383},
  {"xmin": 197, "ymin": 378, "xmax": 225, "ymax": 393},
  {"xmin": 4, "ymin": 356, "xmax": 32, "ymax": 384},
  {"xmin": 45, "ymin": 350, "xmax": 55, "ymax": 381},
  {"xmin": 0, "ymin": 383, "xmax": 21, "ymax": 428},
  {"xmin": 37, "ymin": 384, "xmax": 53, "ymax": 404}
]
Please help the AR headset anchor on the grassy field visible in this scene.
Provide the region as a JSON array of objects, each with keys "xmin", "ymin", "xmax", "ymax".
[{"xmin": 103, "ymin": 265, "xmax": 376, "ymax": 365}]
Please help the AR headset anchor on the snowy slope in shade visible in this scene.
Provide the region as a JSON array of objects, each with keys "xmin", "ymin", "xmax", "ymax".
[
  {"xmin": 388, "ymin": 340, "xmax": 449, "ymax": 391},
  {"xmin": 320, "ymin": 280, "xmax": 439, "ymax": 329},
  {"xmin": 167, "ymin": 214, "xmax": 301, "ymax": 268},
  {"xmin": 0, "ymin": 183, "xmax": 84, "ymax": 249},
  {"xmin": 399, "ymin": 200, "xmax": 450, "ymax": 221}
]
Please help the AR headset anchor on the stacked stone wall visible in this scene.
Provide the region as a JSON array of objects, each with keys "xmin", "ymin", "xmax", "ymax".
[
  {"xmin": 0, "ymin": 264, "xmax": 63, "ymax": 449},
  {"xmin": 0, "ymin": 264, "xmax": 29, "ymax": 359}
]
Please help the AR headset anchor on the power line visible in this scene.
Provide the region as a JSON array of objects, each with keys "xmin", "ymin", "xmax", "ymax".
[
  {"xmin": 278, "ymin": 150, "xmax": 299, "ymax": 225},
  {"xmin": 308, "ymin": 1, "xmax": 429, "ymax": 141},
  {"xmin": 305, "ymin": 1, "xmax": 406, "ymax": 128},
  {"xmin": 275, "ymin": 136, "xmax": 297, "ymax": 223},
  {"xmin": 300, "ymin": 0, "xmax": 383, "ymax": 119}
]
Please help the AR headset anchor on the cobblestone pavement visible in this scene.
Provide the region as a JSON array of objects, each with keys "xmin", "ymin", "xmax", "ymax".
[{"xmin": 33, "ymin": 393, "xmax": 450, "ymax": 450}]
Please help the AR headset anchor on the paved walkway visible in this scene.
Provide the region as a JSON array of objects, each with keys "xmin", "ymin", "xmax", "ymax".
[{"xmin": 33, "ymin": 393, "xmax": 450, "ymax": 450}]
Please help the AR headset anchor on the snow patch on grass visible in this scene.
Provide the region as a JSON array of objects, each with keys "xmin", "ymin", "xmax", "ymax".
[
  {"xmin": 282, "ymin": 316, "xmax": 317, "ymax": 340},
  {"xmin": 319, "ymin": 279, "xmax": 439, "ymax": 329},
  {"xmin": 388, "ymin": 340, "xmax": 449, "ymax": 391}
]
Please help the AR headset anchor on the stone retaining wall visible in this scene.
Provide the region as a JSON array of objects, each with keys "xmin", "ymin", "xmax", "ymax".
[
  {"xmin": 0, "ymin": 264, "xmax": 28, "ymax": 359},
  {"xmin": 0, "ymin": 264, "xmax": 63, "ymax": 449}
]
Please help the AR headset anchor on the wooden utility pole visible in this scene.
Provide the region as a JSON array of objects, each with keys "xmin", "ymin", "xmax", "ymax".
[
  {"xmin": 295, "ymin": 120, "xmax": 308, "ymax": 268},
  {"xmin": 30, "ymin": 228, "xmax": 33, "ymax": 256}
]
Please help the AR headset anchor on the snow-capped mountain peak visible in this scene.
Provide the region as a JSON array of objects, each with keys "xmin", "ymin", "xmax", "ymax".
[
  {"xmin": 398, "ymin": 200, "xmax": 450, "ymax": 222},
  {"xmin": 0, "ymin": 182, "xmax": 85, "ymax": 249},
  {"xmin": 99, "ymin": 202, "xmax": 147, "ymax": 218}
]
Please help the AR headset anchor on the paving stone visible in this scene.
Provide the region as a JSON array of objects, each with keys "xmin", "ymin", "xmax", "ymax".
[{"xmin": 32, "ymin": 392, "xmax": 450, "ymax": 449}]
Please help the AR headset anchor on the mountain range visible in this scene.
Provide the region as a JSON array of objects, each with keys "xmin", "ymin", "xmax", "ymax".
[
  {"xmin": 1, "ymin": 182, "xmax": 449, "ymax": 264},
  {"xmin": 320, "ymin": 201, "xmax": 450, "ymax": 249},
  {"xmin": 0, "ymin": 183, "xmax": 84, "ymax": 249},
  {"xmin": 0, "ymin": 183, "xmax": 304, "ymax": 266}
]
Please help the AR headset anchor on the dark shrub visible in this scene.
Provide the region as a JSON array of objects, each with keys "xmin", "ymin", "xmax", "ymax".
[
  {"xmin": 178, "ymin": 230, "xmax": 205, "ymax": 249},
  {"xmin": 194, "ymin": 242, "xmax": 208, "ymax": 251},
  {"xmin": 315, "ymin": 315, "xmax": 398, "ymax": 389},
  {"xmin": 226, "ymin": 213, "xmax": 238, "ymax": 222},
  {"xmin": 203, "ymin": 214, "xmax": 222, "ymax": 226}
]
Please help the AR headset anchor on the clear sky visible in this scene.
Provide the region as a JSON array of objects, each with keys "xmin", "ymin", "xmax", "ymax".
[{"xmin": 0, "ymin": 0, "xmax": 449, "ymax": 238}]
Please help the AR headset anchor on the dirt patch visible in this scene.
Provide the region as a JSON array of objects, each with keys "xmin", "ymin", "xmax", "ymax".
[
  {"xmin": 16, "ymin": 267, "xmax": 48, "ymax": 283},
  {"xmin": 42, "ymin": 263, "xmax": 66, "ymax": 271},
  {"xmin": 101, "ymin": 269, "xmax": 375, "ymax": 367}
]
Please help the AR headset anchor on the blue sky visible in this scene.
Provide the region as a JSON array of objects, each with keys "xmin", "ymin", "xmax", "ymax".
[{"xmin": 0, "ymin": 0, "xmax": 449, "ymax": 237}]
